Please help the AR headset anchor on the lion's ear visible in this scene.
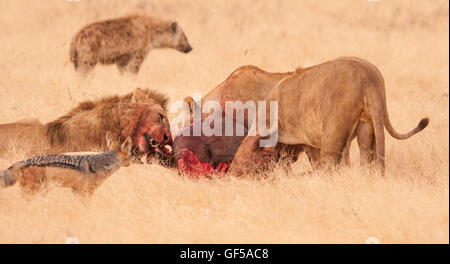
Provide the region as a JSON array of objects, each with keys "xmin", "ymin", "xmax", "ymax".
[
  {"xmin": 121, "ymin": 137, "xmax": 133, "ymax": 153},
  {"xmin": 183, "ymin": 96, "xmax": 195, "ymax": 114},
  {"xmin": 131, "ymin": 88, "xmax": 147, "ymax": 103},
  {"xmin": 183, "ymin": 96, "xmax": 196, "ymax": 124}
]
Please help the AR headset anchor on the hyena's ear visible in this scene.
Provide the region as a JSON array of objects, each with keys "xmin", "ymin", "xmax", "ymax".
[
  {"xmin": 121, "ymin": 137, "xmax": 133, "ymax": 153},
  {"xmin": 131, "ymin": 88, "xmax": 147, "ymax": 103},
  {"xmin": 169, "ymin": 22, "xmax": 178, "ymax": 34}
]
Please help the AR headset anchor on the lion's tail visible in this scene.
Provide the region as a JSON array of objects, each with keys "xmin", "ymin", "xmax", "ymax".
[
  {"xmin": 383, "ymin": 108, "xmax": 429, "ymax": 140},
  {"xmin": 0, "ymin": 161, "xmax": 24, "ymax": 188},
  {"xmin": 365, "ymin": 81, "xmax": 429, "ymax": 174},
  {"xmin": 370, "ymin": 81, "xmax": 429, "ymax": 140}
]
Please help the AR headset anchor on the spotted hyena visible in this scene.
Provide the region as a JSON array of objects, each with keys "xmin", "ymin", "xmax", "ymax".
[{"xmin": 69, "ymin": 15, "xmax": 192, "ymax": 74}]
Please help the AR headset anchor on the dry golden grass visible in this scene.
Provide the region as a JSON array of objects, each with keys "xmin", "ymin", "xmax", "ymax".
[{"xmin": 0, "ymin": 0, "xmax": 448, "ymax": 243}]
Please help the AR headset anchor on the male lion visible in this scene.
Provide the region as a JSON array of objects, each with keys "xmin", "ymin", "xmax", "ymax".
[
  {"xmin": 0, "ymin": 88, "xmax": 172, "ymax": 162},
  {"xmin": 70, "ymin": 14, "xmax": 192, "ymax": 74},
  {"xmin": 229, "ymin": 57, "xmax": 429, "ymax": 176}
]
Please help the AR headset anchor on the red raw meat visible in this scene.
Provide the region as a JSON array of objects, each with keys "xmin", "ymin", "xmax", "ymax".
[{"xmin": 177, "ymin": 149, "xmax": 230, "ymax": 179}]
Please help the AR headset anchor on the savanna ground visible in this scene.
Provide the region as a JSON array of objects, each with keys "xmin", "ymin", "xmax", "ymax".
[{"xmin": 0, "ymin": 0, "xmax": 448, "ymax": 243}]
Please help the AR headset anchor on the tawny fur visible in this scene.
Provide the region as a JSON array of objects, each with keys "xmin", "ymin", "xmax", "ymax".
[
  {"xmin": 229, "ymin": 57, "xmax": 429, "ymax": 176},
  {"xmin": 195, "ymin": 65, "xmax": 294, "ymax": 123},
  {"xmin": 0, "ymin": 134, "xmax": 133, "ymax": 196},
  {"xmin": 70, "ymin": 14, "xmax": 192, "ymax": 74},
  {"xmin": 0, "ymin": 88, "xmax": 172, "ymax": 160},
  {"xmin": 181, "ymin": 65, "xmax": 319, "ymax": 171}
]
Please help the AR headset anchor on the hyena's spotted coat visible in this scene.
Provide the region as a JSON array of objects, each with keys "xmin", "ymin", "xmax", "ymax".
[{"xmin": 70, "ymin": 15, "xmax": 192, "ymax": 74}]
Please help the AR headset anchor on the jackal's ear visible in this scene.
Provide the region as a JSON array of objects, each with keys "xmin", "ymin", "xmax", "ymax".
[
  {"xmin": 169, "ymin": 22, "xmax": 178, "ymax": 34},
  {"xmin": 121, "ymin": 137, "xmax": 133, "ymax": 153}
]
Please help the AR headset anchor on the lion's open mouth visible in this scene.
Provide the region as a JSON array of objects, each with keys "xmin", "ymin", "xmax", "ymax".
[{"xmin": 143, "ymin": 132, "xmax": 173, "ymax": 161}]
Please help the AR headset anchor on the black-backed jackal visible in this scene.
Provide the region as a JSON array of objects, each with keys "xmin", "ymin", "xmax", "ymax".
[{"xmin": 0, "ymin": 133, "xmax": 132, "ymax": 196}]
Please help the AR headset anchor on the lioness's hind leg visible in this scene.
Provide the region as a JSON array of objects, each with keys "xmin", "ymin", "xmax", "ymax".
[
  {"xmin": 320, "ymin": 135, "xmax": 349, "ymax": 169},
  {"xmin": 356, "ymin": 121, "xmax": 376, "ymax": 168},
  {"xmin": 342, "ymin": 129, "xmax": 357, "ymax": 167},
  {"xmin": 320, "ymin": 115, "xmax": 359, "ymax": 169}
]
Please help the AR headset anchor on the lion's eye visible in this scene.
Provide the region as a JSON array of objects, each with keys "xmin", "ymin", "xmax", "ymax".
[{"xmin": 159, "ymin": 113, "xmax": 165, "ymax": 123}]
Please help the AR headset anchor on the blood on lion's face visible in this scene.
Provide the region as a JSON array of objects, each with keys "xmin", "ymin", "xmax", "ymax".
[
  {"xmin": 134, "ymin": 107, "xmax": 172, "ymax": 157},
  {"xmin": 121, "ymin": 103, "xmax": 173, "ymax": 160}
]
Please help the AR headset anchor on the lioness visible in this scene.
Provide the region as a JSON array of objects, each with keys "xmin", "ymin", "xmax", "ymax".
[
  {"xmin": 229, "ymin": 57, "xmax": 429, "ymax": 175},
  {"xmin": 179, "ymin": 65, "xmax": 319, "ymax": 174}
]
